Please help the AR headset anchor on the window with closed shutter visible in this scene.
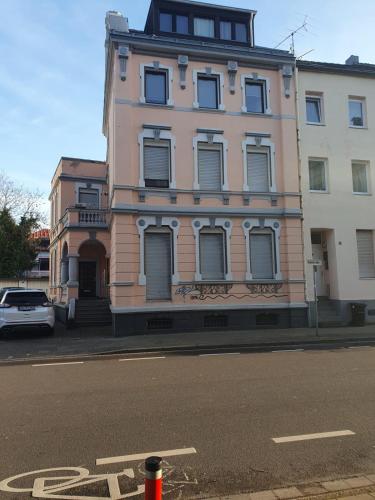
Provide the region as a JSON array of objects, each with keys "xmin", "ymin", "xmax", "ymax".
[
  {"xmin": 247, "ymin": 148, "xmax": 270, "ymax": 192},
  {"xmin": 356, "ymin": 230, "xmax": 375, "ymax": 278},
  {"xmin": 78, "ymin": 188, "xmax": 99, "ymax": 208},
  {"xmin": 144, "ymin": 140, "xmax": 170, "ymax": 188},
  {"xmin": 198, "ymin": 144, "xmax": 222, "ymax": 190},
  {"xmin": 249, "ymin": 230, "xmax": 275, "ymax": 279},
  {"xmin": 145, "ymin": 231, "xmax": 172, "ymax": 299},
  {"xmin": 200, "ymin": 231, "xmax": 225, "ymax": 280}
]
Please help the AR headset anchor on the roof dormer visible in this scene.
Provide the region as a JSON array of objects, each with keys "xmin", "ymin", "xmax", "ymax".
[{"xmin": 144, "ymin": 0, "xmax": 256, "ymax": 47}]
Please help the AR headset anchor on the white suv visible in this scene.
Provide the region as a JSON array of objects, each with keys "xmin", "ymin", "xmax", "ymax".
[{"xmin": 0, "ymin": 289, "xmax": 55, "ymax": 335}]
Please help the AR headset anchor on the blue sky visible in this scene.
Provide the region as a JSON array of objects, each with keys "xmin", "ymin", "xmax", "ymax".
[{"xmin": 1, "ymin": 0, "xmax": 374, "ymax": 214}]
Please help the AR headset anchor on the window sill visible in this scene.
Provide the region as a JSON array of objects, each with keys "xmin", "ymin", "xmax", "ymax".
[
  {"xmin": 195, "ymin": 107, "xmax": 226, "ymax": 113},
  {"xmin": 359, "ymin": 277, "xmax": 375, "ymax": 280},
  {"xmin": 353, "ymin": 192, "xmax": 371, "ymax": 196},
  {"xmin": 241, "ymin": 111, "xmax": 273, "ymax": 118},
  {"xmin": 309, "ymin": 190, "xmax": 329, "ymax": 194},
  {"xmin": 139, "ymin": 102, "xmax": 174, "ymax": 109},
  {"xmin": 349, "ymin": 125, "xmax": 367, "ymax": 129},
  {"xmin": 306, "ymin": 122, "xmax": 325, "ymax": 126}
]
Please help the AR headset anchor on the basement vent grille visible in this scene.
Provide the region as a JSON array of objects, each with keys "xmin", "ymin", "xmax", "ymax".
[
  {"xmin": 147, "ymin": 318, "xmax": 173, "ymax": 330},
  {"xmin": 256, "ymin": 313, "xmax": 279, "ymax": 326},
  {"xmin": 204, "ymin": 314, "xmax": 228, "ymax": 328}
]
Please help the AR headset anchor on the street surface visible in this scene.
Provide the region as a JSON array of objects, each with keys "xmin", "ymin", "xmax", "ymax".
[{"xmin": 1, "ymin": 346, "xmax": 375, "ymax": 498}]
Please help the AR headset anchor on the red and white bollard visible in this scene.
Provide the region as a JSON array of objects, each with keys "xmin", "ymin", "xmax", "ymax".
[{"xmin": 144, "ymin": 456, "xmax": 162, "ymax": 500}]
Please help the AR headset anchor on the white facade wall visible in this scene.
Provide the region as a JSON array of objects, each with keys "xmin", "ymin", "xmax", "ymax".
[{"xmin": 298, "ymin": 68, "xmax": 375, "ymax": 322}]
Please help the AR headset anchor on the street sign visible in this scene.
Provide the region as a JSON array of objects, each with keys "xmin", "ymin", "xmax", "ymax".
[{"xmin": 307, "ymin": 259, "xmax": 322, "ymax": 266}]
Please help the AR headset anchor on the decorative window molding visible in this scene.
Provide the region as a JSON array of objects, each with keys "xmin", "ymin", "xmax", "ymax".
[
  {"xmin": 177, "ymin": 55, "xmax": 189, "ymax": 89},
  {"xmin": 118, "ymin": 45, "xmax": 129, "ymax": 81},
  {"xmin": 242, "ymin": 136, "xmax": 276, "ymax": 192},
  {"xmin": 281, "ymin": 64, "xmax": 293, "ymax": 98},
  {"xmin": 227, "ymin": 61, "xmax": 238, "ymax": 94},
  {"xmin": 242, "ymin": 218, "xmax": 282, "ymax": 280},
  {"xmin": 192, "ymin": 218, "xmax": 232, "ymax": 281},
  {"xmin": 240, "ymin": 73, "xmax": 271, "ymax": 114},
  {"xmin": 136, "ymin": 216, "xmax": 180, "ymax": 285},
  {"xmin": 75, "ymin": 182, "xmax": 102, "ymax": 207},
  {"xmin": 192, "ymin": 68, "xmax": 225, "ymax": 110},
  {"xmin": 138, "ymin": 128, "xmax": 176, "ymax": 189},
  {"xmin": 193, "ymin": 132, "xmax": 228, "ymax": 190},
  {"xmin": 139, "ymin": 62, "xmax": 174, "ymax": 106}
]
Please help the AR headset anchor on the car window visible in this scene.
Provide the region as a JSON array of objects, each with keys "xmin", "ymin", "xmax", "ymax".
[{"xmin": 5, "ymin": 292, "xmax": 48, "ymax": 306}]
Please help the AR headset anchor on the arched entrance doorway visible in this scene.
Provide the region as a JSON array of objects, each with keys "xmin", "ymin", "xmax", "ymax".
[{"xmin": 78, "ymin": 240, "xmax": 108, "ymax": 298}]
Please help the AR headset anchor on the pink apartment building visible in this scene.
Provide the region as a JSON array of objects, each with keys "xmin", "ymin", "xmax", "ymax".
[{"xmin": 49, "ymin": 0, "xmax": 307, "ymax": 334}]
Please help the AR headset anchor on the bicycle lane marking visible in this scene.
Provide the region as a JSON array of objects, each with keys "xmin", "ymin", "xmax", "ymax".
[
  {"xmin": 0, "ymin": 467, "xmax": 144, "ymax": 499},
  {"xmin": 0, "ymin": 447, "xmax": 198, "ymax": 499}
]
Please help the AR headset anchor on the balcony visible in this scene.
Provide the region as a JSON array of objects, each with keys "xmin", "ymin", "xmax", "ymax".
[
  {"xmin": 24, "ymin": 270, "xmax": 50, "ymax": 279},
  {"xmin": 63, "ymin": 208, "xmax": 109, "ymax": 229},
  {"xmin": 79, "ymin": 209, "xmax": 107, "ymax": 225}
]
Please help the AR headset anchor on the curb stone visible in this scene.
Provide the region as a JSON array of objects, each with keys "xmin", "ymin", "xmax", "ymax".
[
  {"xmin": 205, "ymin": 474, "xmax": 375, "ymax": 500},
  {"xmin": 2, "ymin": 336, "xmax": 375, "ymax": 366}
]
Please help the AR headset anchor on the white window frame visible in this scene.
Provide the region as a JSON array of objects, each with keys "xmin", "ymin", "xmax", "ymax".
[
  {"xmin": 193, "ymin": 69, "xmax": 225, "ymax": 111},
  {"xmin": 242, "ymin": 218, "xmax": 282, "ymax": 281},
  {"xmin": 75, "ymin": 182, "xmax": 102, "ymax": 208},
  {"xmin": 192, "ymin": 218, "xmax": 232, "ymax": 281},
  {"xmin": 242, "ymin": 136, "xmax": 276, "ymax": 192},
  {"xmin": 308, "ymin": 157, "xmax": 329, "ymax": 193},
  {"xmin": 305, "ymin": 93, "xmax": 324, "ymax": 125},
  {"xmin": 348, "ymin": 96, "xmax": 366, "ymax": 128},
  {"xmin": 136, "ymin": 216, "xmax": 180, "ymax": 286},
  {"xmin": 352, "ymin": 160, "xmax": 370, "ymax": 195},
  {"xmin": 241, "ymin": 73, "xmax": 271, "ymax": 115},
  {"xmin": 193, "ymin": 132, "xmax": 228, "ymax": 190},
  {"xmin": 356, "ymin": 229, "xmax": 375, "ymax": 279},
  {"xmin": 138, "ymin": 128, "xmax": 176, "ymax": 189},
  {"xmin": 140, "ymin": 63, "xmax": 174, "ymax": 106}
]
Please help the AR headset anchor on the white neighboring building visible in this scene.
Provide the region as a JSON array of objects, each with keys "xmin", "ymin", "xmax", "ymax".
[{"xmin": 298, "ymin": 55, "xmax": 375, "ymax": 325}]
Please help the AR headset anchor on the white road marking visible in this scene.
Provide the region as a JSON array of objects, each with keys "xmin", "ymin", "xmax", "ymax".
[
  {"xmin": 272, "ymin": 430, "xmax": 355, "ymax": 443},
  {"xmin": 272, "ymin": 349, "xmax": 304, "ymax": 353},
  {"xmin": 199, "ymin": 352, "xmax": 241, "ymax": 357},
  {"xmin": 96, "ymin": 447, "xmax": 197, "ymax": 466},
  {"xmin": 32, "ymin": 361, "xmax": 84, "ymax": 367},
  {"xmin": 118, "ymin": 356, "xmax": 166, "ymax": 362},
  {"xmin": 348, "ymin": 345, "xmax": 371, "ymax": 349}
]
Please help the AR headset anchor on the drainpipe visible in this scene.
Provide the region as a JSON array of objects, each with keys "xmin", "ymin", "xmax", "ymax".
[{"xmin": 293, "ymin": 61, "xmax": 311, "ymax": 326}]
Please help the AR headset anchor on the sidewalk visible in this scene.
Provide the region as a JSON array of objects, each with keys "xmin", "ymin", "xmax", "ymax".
[
  {"xmin": 1, "ymin": 322, "xmax": 375, "ymax": 362},
  {"xmin": 207, "ymin": 473, "xmax": 375, "ymax": 500}
]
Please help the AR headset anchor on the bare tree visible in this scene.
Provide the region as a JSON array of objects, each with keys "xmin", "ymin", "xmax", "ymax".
[{"xmin": 0, "ymin": 171, "xmax": 46, "ymax": 223}]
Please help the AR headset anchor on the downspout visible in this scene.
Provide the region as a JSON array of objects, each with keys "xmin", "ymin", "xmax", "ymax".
[{"xmin": 294, "ymin": 62, "xmax": 310, "ymax": 326}]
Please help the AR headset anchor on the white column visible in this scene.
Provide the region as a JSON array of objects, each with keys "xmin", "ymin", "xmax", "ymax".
[{"xmin": 67, "ymin": 256, "xmax": 79, "ymax": 287}]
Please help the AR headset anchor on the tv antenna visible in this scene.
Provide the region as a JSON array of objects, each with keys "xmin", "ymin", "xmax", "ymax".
[{"xmin": 274, "ymin": 16, "xmax": 309, "ymax": 55}]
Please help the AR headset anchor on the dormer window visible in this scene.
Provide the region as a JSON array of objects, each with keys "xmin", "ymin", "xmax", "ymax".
[
  {"xmin": 194, "ymin": 17, "xmax": 214, "ymax": 37},
  {"xmin": 220, "ymin": 20, "xmax": 247, "ymax": 42},
  {"xmin": 146, "ymin": 0, "xmax": 255, "ymax": 46},
  {"xmin": 159, "ymin": 11, "xmax": 189, "ymax": 34},
  {"xmin": 160, "ymin": 12, "xmax": 172, "ymax": 32}
]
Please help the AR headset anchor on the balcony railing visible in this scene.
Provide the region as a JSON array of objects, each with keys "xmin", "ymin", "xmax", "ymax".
[
  {"xmin": 24, "ymin": 270, "xmax": 50, "ymax": 279},
  {"xmin": 78, "ymin": 209, "xmax": 107, "ymax": 226},
  {"xmin": 61, "ymin": 208, "xmax": 109, "ymax": 229}
]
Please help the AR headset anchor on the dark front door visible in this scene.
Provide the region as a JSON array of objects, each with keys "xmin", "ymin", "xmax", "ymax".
[{"xmin": 79, "ymin": 261, "xmax": 97, "ymax": 298}]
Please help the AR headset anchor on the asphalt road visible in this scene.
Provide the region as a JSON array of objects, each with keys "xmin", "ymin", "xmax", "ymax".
[{"xmin": 1, "ymin": 346, "xmax": 375, "ymax": 499}]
